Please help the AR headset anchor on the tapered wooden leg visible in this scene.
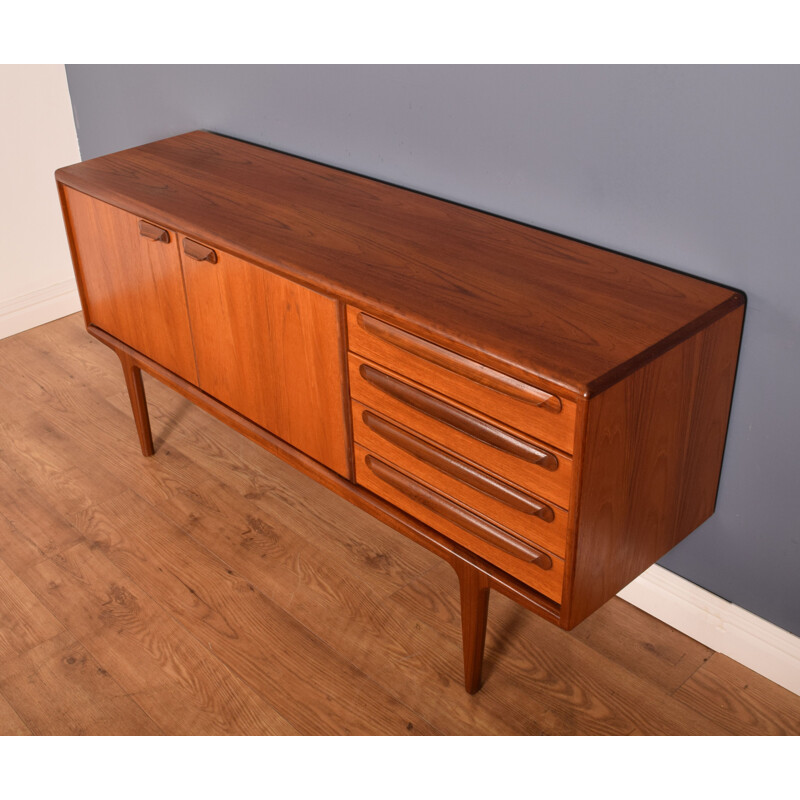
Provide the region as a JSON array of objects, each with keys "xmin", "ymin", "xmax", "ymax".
[
  {"xmin": 454, "ymin": 561, "xmax": 491, "ymax": 694},
  {"xmin": 117, "ymin": 351, "xmax": 154, "ymax": 456}
]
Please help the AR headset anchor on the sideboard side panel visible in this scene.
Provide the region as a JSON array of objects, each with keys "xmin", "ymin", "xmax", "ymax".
[{"xmin": 567, "ymin": 305, "xmax": 745, "ymax": 628}]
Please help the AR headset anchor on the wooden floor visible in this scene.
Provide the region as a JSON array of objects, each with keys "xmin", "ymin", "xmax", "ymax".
[{"xmin": 0, "ymin": 314, "xmax": 797, "ymax": 736}]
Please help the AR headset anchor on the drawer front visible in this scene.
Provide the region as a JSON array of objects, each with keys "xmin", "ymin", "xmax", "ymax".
[
  {"xmin": 355, "ymin": 445, "xmax": 564, "ymax": 603},
  {"xmin": 349, "ymin": 354, "xmax": 573, "ymax": 508},
  {"xmin": 352, "ymin": 401, "xmax": 567, "ymax": 559},
  {"xmin": 347, "ymin": 306, "xmax": 576, "ymax": 454}
]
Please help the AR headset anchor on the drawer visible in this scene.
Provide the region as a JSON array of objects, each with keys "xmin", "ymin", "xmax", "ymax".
[
  {"xmin": 355, "ymin": 445, "xmax": 564, "ymax": 603},
  {"xmin": 352, "ymin": 401, "xmax": 567, "ymax": 559},
  {"xmin": 349, "ymin": 354, "xmax": 573, "ymax": 509},
  {"xmin": 347, "ymin": 306, "xmax": 576, "ymax": 454}
]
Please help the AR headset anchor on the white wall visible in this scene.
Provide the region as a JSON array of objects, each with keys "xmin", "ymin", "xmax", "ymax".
[{"xmin": 0, "ymin": 65, "xmax": 81, "ymax": 339}]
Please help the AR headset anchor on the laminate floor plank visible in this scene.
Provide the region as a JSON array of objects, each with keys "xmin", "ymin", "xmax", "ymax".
[
  {"xmin": 20, "ymin": 377, "xmax": 446, "ymax": 733},
  {"xmin": 0, "ymin": 630, "xmax": 162, "ymax": 736},
  {"xmin": 68, "ymin": 489, "xmax": 439, "ymax": 735},
  {"xmin": 92, "ymin": 387, "xmax": 544, "ymax": 735},
  {"xmin": 0, "ymin": 462, "xmax": 85, "ymax": 572},
  {"xmin": 0, "ymin": 315, "xmax": 793, "ymax": 736},
  {"xmin": 0, "ymin": 333, "xmax": 68, "ymax": 407},
  {"xmin": 570, "ymin": 597, "xmax": 714, "ymax": 694},
  {"xmin": 0, "ymin": 690, "xmax": 32, "ymax": 735},
  {"xmin": 9, "ymin": 325, "xmax": 434, "ymax": 607},
  {"xmin": 105, "ymin": 383, "xmax": 439, "ymax": 598},
  {"xmin": 0, "ymin": 540, "xmax": 160, "ymax": 736},
  {"xmin": 138, "ymin": 479, "xmax": 532, "ymax": 735},
  {"xmin": 391, "ymin": 561, "xmax": 730, "ymax": 736},
  {"xmin": 25, "ymin": 315, "xmax": 437, "ymax": 603},
  {"xmin": 0, "ymin": 350, "xmax": 258, "ymax": 556},
  {"xmin": 0, "ymin": 546, "xmax": 65, "ymax": 659},
  {"xmin": 120, "ymin": 410, "xmax": 562, "ymax": 734},
  {"xmin": 21, "ymin": 314, "xmax": 119, "ymax": 389},
  {"xmin": 19, "ymin": 541, "xmax": 299, "ymax": 735},
  {"xmin": 0, "ymin": 412, "xmax": 124, "ymax": 521},
  {"xmin": 0, "ymin": 462, "xmax": 299, "ymax": 735},
  {"xmin": 673, "ymin": 653, "xmax": 800, "ymax": 735},
  {"xmin": 0, "ymin": 333, "xmax": 114, "ymax": 436}
]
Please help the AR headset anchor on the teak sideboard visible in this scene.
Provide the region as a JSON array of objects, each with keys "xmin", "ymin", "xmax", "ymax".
[{"xmin": 56, "ymin": 131, "xmax": 745, "ymax": 693}]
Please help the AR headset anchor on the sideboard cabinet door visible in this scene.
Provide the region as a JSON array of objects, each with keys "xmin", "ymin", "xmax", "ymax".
[
  {"xmin": 62, "ymin": 188, "xmax": 198, "ymax": 384},
  {"xmin": 180, "ymin": 242, "xmax": 350, "ymax": 477}
]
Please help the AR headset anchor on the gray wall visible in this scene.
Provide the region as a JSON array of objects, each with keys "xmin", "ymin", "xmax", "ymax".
[{"xmin": 65, "ymin": 65, "xmax": 800, "ymax": 636}]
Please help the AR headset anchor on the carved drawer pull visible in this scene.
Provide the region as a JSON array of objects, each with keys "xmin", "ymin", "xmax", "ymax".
[
  {"xmin": 365, "ymin": 454, "xmax": 553, "ymax": 568},
  {"xmin": 362, "ymin": 410, "xmax": 555, "ymax": 521},
  {"xmin": 359, "ymin": 364, "xmax": 559, "ymax": 471},
  {"xmin": 358, "ymin": 312, "xmax": 561, "ymax": 411},
  {"xmin": 183, "ymin": 238, "xmax": 218, "ymax": 263},
  {"xmin": 138, "ymin": 220, "xmax": 170, "ymax": 243}
]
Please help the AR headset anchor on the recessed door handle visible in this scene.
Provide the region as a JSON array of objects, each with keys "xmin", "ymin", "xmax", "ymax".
[
  {"xmin": 183, "ymin": 238, "xmax": 218, "ymax": 263},
  {"xmin": 138, "ymin": 220, "xmax": 170, "ymax": 243}
]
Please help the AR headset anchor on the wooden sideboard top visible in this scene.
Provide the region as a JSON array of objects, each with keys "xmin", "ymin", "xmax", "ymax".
[{"xmin": 56, "ymin": 130, "xmax": 743, "ymax": 397}]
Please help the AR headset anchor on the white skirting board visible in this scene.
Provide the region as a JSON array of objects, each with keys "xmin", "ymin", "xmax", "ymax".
[
  {"xmin": 0, "ymin": 279, "xmax": 81, "ymax": 340},
  {"xmin": 618, "ymin": 564, "xmax": 800, "ymax": 696}
]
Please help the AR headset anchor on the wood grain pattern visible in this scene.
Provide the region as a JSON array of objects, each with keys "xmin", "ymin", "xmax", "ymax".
[
  {"xmin": 53, "ymin": 132, "xmax": 747, "ymax": 693},
  {"xmin": 356, "ymin": 310, "xmax": 562, "ymax": 409},
  {"xmin": 454, "ymin": 561, "xmax": 491, "ymax": 694},
  {"xmin": 362, "ymin": 409, "xmax": 555, "ymax": 518},
  {"xmin": 180, "ymin": 241, "xmax": 350, "ymax": 477},
  {"xmin": 359, "ymin": 363, "xmax": 559, "ymax": 470},
  {"xmin": 0, "ymin": 552, "xmax": 65, "ymax": 661},
  {"xmin": 404, "ymin": 562, "xmax": 729, "ymax": 735},
  {"xmin": 566, "ymin": 306, "xmax": 745, "ymax": 627},
  {"xmin": 0, "ymin": 691, "xmax": 31, "ymax": 735},
  {"xmin": 117, "ymin": 349, "xmax": 154, "ymax": 456},
  {"xmin": 348, "ymin": 305, "xmax": 576, "ymax": 452},
  {"xmin": 350, "ymin": 355, "xmax": 573, "ymax": 507},
  {"xmin": 673, "ymin": 653, "xmax": 800, "ymax": 735},
  {"xmin": 23, "ymin": 543, "xmax": 298, "ymax": 735},
  {"xmin": 0, "ymin": 414, "xmax": 119, "ymax": 524},
  {"xmin": 364, "ymin": 454, "xmax": 553, "ymax": 568},
  {"xmin": 68, "ymin": 490, "xmax": 437, "ymax": 735},
  {"xmin": 0, "ymin": 462, "xmax": 84, "ymax": 572},
  {"xmin": 355, "ymin": 445, "xmax": 564, "ymax": 602},
  {"xmin": 0, "ymin": 504, "xmax": 159, "ymax": 735},
  {"xmin": 86, "ymin": 323, "xmax": 563, "ymax": 629},
  {"xmin": 0, "ymin": 631, "xmax": 162, "ymax": 736},
  {"xmin": 570, "ymin": 597, "xmax": 714, "ymax": 694},
  {"xmin": 352, "ymin": 402, "xmax": 567, "ymax": 557},
  {"xmin": 55, "ymin": 130, "xmax": 742, "ymax": 396},
  {"xmin": 0, "ymin": 456, "xmax": 297, "ymax": 734},
  {"xmin": 0, "ymin": 418, "xmax": 296, "ymax": 735},
  {"xmin": 61, "ymin": 187, "xmax": 198, "ymax": 384},
  {"xmin": 116, "ymin": 399, "xmax": 437, "ymax": 601},
  {"xmin": 0, "ymin": 314, "xmax": 789, "ymax": 735}
]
